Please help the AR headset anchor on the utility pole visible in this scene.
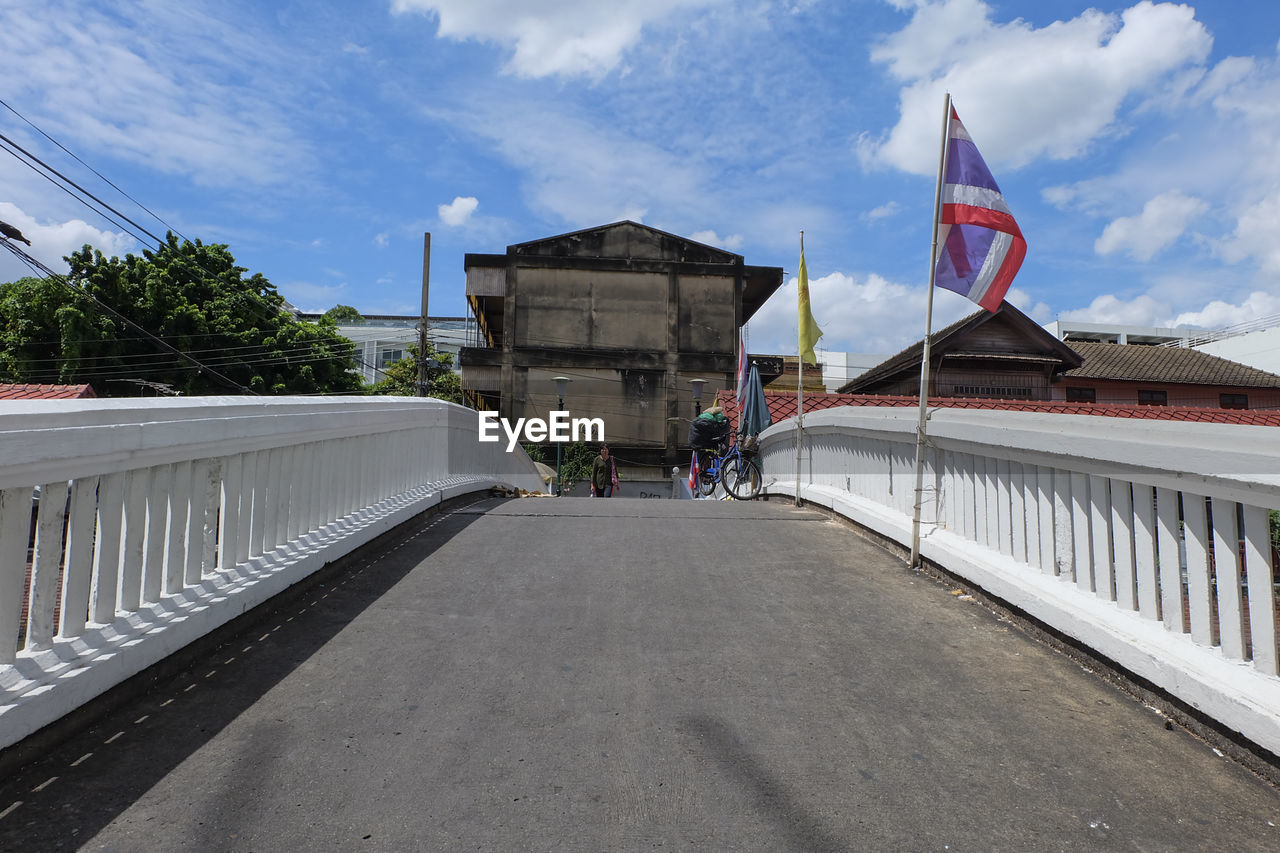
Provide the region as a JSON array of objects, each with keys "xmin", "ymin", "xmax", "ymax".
[{"xmin": 418, "ymin": 232, "xmax": 431, "ymax": 397}]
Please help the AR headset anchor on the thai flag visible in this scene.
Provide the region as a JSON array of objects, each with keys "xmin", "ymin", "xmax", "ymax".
[
  {"xmin": 688, "ymin": 450, "xmax": 700, "ymax": 494},
  {"xmin": 935, "ymin": 106, "xmax": 1026, "ymax": 312}
]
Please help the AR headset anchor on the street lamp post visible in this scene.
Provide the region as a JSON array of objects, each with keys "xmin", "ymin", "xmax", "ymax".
[
  {"xmin": 554, "ymin": 376, "xmax": 570, "ymax": 496},
  {"xmin": 690, "ymin": 378, "xmax": 707, "ymax": 417}
]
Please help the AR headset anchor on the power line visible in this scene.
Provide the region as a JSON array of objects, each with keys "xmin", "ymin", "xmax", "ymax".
[
  {"xmin": 0, "ymin": 130, "xmax": 163, "ymax": 246},
  {"xmin": 0, "ymin": 97, "xmax": 184, "ymax": 243}
]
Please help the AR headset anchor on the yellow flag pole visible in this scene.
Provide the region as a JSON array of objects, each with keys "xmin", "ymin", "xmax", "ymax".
[{"xmin": 910, "ymin": 91, "xmax": 953, "ymax": 569}]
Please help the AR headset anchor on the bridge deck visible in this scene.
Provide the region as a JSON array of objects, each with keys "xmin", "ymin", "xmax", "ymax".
[{"xmin": 2, "ymin": 496, "xmax": 1278, "ymax": 851}]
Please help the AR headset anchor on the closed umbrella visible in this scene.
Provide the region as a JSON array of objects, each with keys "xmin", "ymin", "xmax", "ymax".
[
  {"xmin": 738, "ymin": 363, "xmax": 773, "ymax": 439},
  {"xmin": 533, "ymin": 461, "xmax": 558, "ymax": 485}
]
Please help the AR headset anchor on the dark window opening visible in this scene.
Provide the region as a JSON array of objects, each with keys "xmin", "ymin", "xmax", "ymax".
[
  {"xmin": 1066, "ymin": 387, "xmax": 1096, "ymax": 403},
  {"xmin": 1220, "ymin": 393, "xmax": 1248, "ymax": 410},
  {"xmin": 1138, "ymin": 389, "xmax": 1167, "ymax": 406}
]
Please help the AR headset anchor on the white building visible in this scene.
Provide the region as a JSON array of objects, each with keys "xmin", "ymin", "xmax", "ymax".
[
  {"xmin": 1044, "ymin": 315, "xmax": 1280, "ymax": 377},
  {"xmin": 296, "ymin": 314, "xmax": 474, "ymax": 386}
]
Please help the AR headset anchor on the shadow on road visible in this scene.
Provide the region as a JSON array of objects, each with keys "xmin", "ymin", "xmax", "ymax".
[
  {"xmin": 0, "ymin": 495, "xmax": 492, "ymax": 852},
  {"xmin": 680, "ymin": 714, "xmax": 852, "ymax": 853}
]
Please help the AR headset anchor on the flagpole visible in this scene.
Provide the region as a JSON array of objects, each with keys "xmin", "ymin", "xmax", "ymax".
[
  {"xmin": 909, "ymin": 91, "xmax": 953, "ymax": 570},
  {"xmin": 795, "ymin": 231, "xmax": 805, "ymax": 508}
]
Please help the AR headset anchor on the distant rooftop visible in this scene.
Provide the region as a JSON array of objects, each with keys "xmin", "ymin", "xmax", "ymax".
[
  {"xmin": 0, "ymin": 383, "xmax": 96, "ymax": 400},
  {"xmin": 1064, "ymin": 341, "xmax": 1280, "ymax": 387}
]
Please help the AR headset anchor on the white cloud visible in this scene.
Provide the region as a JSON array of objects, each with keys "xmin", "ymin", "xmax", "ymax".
[
  {"xmin": 1095, "ymin": 191, "xmax": 1207, "ymax": 261},
  {"xmin": 1057, "ymin": 289, "xmax": 1280, "ymax": 331},
  {"xmin": 374, "ymin": 233, "xmax": 390, "ymax": 248},
  {"xmin": 1218, "ymin": 191, "xmax": 1280, "ymax": 275},
  {"xmin": 1058, "ymin": 293, "xmax": 1171, "ymax": 327},
  {"xmin": 391, "ymin": 0, "xmax": 723, "ymax": 78},
  {"xmin": 0, "ymin": 3, "xmax": 318, "ymax": 188},
  {"xmin": 863, "ymin": 1, "xmax": 1212, "ymax": 174},
  {"xmin": 0, "ymin": 202, "xmax": 136, "ymax": 283},
  {"xmin": 438, "ymin": 196, "xmax": 479, "ymax": 226},
  {"xmin": 1171, "ymin": 291, "xmax": 1280, "ymax": 329},
  {"xmin": 747, "ymin": 269, "xmax": 976, "ymax": 356},
  {"xmin": 863, "ymin": 201, "xmax": 902, "ymax": 222},
  {"xmin": 689, "ymin": 230, "xmax": 743, "ymax": 250}
]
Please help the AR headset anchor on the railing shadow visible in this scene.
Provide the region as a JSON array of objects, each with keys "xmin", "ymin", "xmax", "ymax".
[
  {"xmin": 0, "ymin": 495, "xmax": 493, "ymax": 853},
  {"xmin": 679, "ymin": 713, "xmax": 852, "ymax": 853}
]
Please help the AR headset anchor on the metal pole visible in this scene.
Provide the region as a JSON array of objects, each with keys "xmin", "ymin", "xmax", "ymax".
[
  {"xmin": 910, "ymin": 92, "xmax": 953, "ymax": 569},
  {"xmin": 418, "ymin": 232, "xmax": 431, "ymax": 397},
  {"xmin": 795, "ymin": 231, "xmax": 805, "ymax": 508},
  {"xmin": 556, "ymin": 394, "xmax": 564, "ymax": 496}
]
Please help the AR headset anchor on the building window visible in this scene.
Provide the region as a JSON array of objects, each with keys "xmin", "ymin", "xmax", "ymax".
[
  {"xmin": 1220, "ymin": 393, "xmax": 1249, "ymax": 410},
  {"xmin": 378, "ymin": 348, "xmax": 403, "ymax": 368},
  {"xmin": 1066, "ymin": 387, "xmax": 1096, "ymax": 403},
  {"xmin": 1137, "ymin": 389, "xmax": 1167, "ymax": 406}
]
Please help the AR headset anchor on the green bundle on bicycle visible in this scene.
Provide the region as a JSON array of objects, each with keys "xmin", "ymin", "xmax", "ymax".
[{"xmin": 688, "ymin": 408, "xmax": 763, "ymax": 500}]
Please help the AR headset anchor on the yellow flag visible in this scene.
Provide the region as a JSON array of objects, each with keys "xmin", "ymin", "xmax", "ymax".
[{"xmin": 798, "ymin": 250, "xmax": 823, "ymax": 365}]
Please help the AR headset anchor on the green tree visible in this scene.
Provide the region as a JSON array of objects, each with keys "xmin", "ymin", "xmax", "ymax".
[
  {"xmin": 370, "ymin": 343, "xmax": 464, "ymax": 404},
  {"xmin": 546, "ymin": 441, "xmax": 595, "ymax": 493},
  {"xmin": 322, "ymin": 304, "xmax": 363, "ymax": 324},
  {"xmin": 0, "ymin": 234, "xmax": 364, "ymax": 396}
]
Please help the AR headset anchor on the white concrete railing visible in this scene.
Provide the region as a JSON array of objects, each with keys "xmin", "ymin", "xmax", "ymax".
[
  {"xmin": 0, "ymin": 397, "xmax": 542, "ymax": 750},
  {"xmin": 760, "ymin": 407, "xmax": 1280, "ymax": 754}
]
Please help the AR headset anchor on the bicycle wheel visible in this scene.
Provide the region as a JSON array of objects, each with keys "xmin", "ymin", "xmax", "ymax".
[
  {"xmin": 697, "ymin": 469, "xmax": 718, "ymax": 497},
  {"xmin": 724, "ymin": 456, "xmax": 762, "ymax": 500}
]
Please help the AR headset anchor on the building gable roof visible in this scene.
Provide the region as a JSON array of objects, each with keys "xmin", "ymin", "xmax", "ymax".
[
  {"xmin": 509, "ymin": 220, "xmax": 742, "ymax": 264},
  {"xmin": 838, "ymin": 302, "xmax": 1082, "ymax": 393},
  {"xmin": 1063, "ymin": 341, "xmax": 1280, "ymax": 388}
]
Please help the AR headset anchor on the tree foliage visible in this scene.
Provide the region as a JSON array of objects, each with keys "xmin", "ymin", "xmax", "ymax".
[
  {"xmin": 0, "ymin": 235, "xmax": 364, "ymax": 396},
  {"xmin": 370, "ymin": 343, "xmax": 464, "ymax": 404},
  {"xmin": 322, "ymin": 304, "xmax": 363, "ymax": 324}
]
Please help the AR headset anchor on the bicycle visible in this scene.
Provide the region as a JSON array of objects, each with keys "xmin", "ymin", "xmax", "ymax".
[{"xmin": 695, "ymin": 438, "xmax": 763, "ymax": 500}]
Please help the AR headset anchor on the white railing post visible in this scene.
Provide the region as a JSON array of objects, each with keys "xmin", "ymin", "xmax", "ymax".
[
  {"xmin": 1212, "ymin": 497, "xmax": 1247, "ymax": 660},
  {"xmin": 1132, "ymin": 484, "xmax": 1160, "ymax": 620},
  {"xmin": 1181, "ymin": 493, "xmax": 1214, "ymax": 646},
  {"xmin": 1242, "ymin": 504, "xmax": 1278, "ymax": 675},
  {"xmin": 165, "ymin": 460, "xmax": 193, "ymax": 595},
  {"xmin": 59, "ymin": 476, "xmax": 99, "ymax": 638},
  {"xmin": 1071, "ymin": 472, "xmax": 1092, "ymax": 593},
  {"xmin": 1088, "ymin": 475, "xmax": 1113, "ymax": 603},
  {"xmin": 26, "ymin": 480, "xmax": 70, "ymax": 649},
  {"xmin": 0, "ymin": 488, "xmax": 31, "ymax": 663},
  {"xmin": 1156, "ymin": 487, "xmax": 1186, "ymax": 634},
  {"xmin": 90, "ymin": 472, "xmax": 126, "ymax": 625}
]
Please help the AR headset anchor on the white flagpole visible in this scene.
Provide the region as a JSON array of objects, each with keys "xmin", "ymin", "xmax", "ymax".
[
  {"xmin": 910, "ymin": 91, "xmax": 953, "ymax": 569},
  {"xmin": 795, "ymin": 231, "xmax": 805, "ymax": 507}
]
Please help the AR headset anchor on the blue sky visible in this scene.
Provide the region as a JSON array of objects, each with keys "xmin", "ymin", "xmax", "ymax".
[{"xmin": 3, "ymin": 0, "xmax": 1280, "ymax": 358}]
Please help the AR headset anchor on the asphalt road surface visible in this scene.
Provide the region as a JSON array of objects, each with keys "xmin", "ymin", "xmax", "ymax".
[{"xmin": 2, "ymin": 496, "xmax": 1278, "ymax": 851}]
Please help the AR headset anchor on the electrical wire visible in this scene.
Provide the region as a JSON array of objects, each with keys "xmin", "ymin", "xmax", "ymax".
[
  {"xmin": 0, "ymin": 97, "xmax": 184, "ymax": 243},
  {"xmin": 0, "ymin": 131, "xmax": 163, "ymax": 246}
]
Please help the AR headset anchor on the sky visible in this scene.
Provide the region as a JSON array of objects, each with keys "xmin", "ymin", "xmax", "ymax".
[{"xmin": 3, "ymin": 0, "xmax": 1280, "ymax": 360}]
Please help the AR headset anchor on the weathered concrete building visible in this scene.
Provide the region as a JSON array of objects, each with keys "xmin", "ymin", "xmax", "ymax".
[{"xmin": 459, "ymin": 221, "xmax": 783, "ymax": 473}]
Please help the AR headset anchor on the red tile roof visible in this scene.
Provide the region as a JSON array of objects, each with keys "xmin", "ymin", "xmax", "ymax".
[
  {"xmin": 0, "ymin": 383, "xmax": 96, "ymax": 400},
  {"xmin": 714, "ymin": 391, "xmax": 1280, "ymax": 429}
]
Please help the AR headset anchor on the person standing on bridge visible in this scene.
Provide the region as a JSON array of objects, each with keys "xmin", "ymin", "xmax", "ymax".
[{"xmin": 590, "ymin": 445, "xmax": 617, "ymax": 497}]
